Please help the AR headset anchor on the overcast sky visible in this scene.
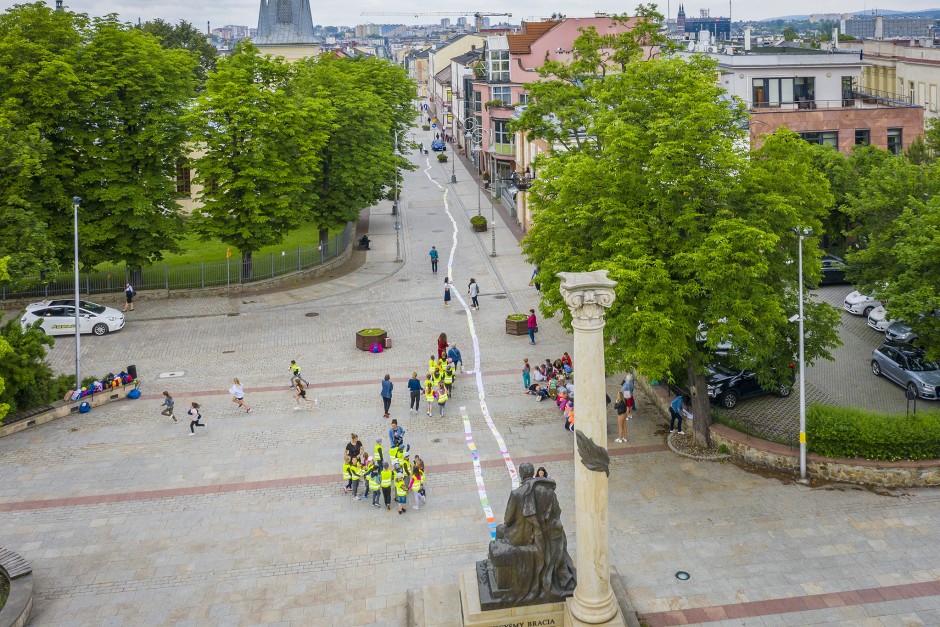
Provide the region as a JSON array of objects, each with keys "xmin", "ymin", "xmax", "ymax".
[{"xmin": 0, "ymin": 1, "xmax": 936, "ymax": 29}]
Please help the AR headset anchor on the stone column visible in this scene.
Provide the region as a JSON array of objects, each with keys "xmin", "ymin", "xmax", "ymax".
[{"xmin": 558, "ymin": 271, "xmax": 624, "ymax": 626}]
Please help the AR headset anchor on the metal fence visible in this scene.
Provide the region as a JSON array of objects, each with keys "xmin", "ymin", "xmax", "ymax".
[{"xmin": 1, "ymin": 223, "xmax": 353, "ymax": 301}]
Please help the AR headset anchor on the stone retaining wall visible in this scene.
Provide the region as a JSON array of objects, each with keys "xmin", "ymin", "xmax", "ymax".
[
  {"xmin": 0, "ymin": 385, "xmax": 134, "ymax": 439},
  {"xmin": 636, "ymin": 375, "xmax": 940, "ymax": 488}
]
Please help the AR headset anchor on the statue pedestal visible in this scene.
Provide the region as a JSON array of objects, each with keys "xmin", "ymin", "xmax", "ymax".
[{"xmin": 460, "ymin": 566, "xmax": 567, "ymax": 627}]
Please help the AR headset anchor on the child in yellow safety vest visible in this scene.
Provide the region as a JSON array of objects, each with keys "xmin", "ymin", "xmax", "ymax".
[
  {"xmin": 379, "ymin": 462, "xmax": 393, "ymax": 510},
  {"xmin": 443, "ymin": 361, "xmax": 455, "ymax": 397},
  {"xmin": 347, "ymin": 457, "xmax": 361, "ymax": 496},
  {"xmin": 428, "ymin": 355, "xmax": 438, "ymax": 376},
  {"xmin": 368, "ymin": 465, "xmax": 381, "ymax": 507},
  {"xmin": 409, "ymin": 468, "xmax": 426, "ymax": 510},
  {"xmin": 424, "ymin": 377, "xmax": 436, "ymax": 417},
  {"xmin": 356, "ymin": 456, "xmax": 373, "ymax": 501},
  {"xmin": 435, "ymin": 383, "xmax": 448, "ymax": 416},
  {"xmin": 395, "ymin": 473, "xmax": 409, "ymax": 514}
]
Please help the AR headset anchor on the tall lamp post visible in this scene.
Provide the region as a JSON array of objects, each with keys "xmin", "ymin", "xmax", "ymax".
[
  {"xmin": 451, "ymin": 119, "xmax": 458, "ymax": 184},
  {"xmin": 72, "ymin": 196, "xmax": 82, "ymax": 389},
  {"xmin": 490, "ymin": 169, "xmax": 497, "ymax": 257},
  {"xmin": 393, "ymin": 130, "xmax": 402, "ymax": 261},
  {"xmin": 795, "ymin": 227, "xmax": 812, "ymax": 483}
]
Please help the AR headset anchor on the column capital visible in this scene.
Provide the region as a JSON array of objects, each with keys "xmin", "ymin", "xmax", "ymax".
[{"xmin": 557, "ymin": 271, "xmax": 617, "ymax": 331}]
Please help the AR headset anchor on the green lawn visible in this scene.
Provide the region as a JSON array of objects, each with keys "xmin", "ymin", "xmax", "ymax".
[{"xmin": 161, "ymin": 222, "xmax": 335, "ymax": 266}]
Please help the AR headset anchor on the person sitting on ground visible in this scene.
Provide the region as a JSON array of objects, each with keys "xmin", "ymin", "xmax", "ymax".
[
  {"xmin": 547, "ymin": 377, "xmax": 559, "ymax": 398},
  {"xmin": 533, "ymin": 364, "xmax": 547, "ymax": 382},
  {"xmin": 553, "ymin": 359, "xmax": 564, "ymax": 373},
  {"xmin": 530, "ymin": 384, "xmax": 550, "ymax": 401},
  {"xmin": 564, "ymin": 406, "xmax": 575, "ymax": 432},
  {"xmin": 561, "ymin": 352, "xmax": 573, "ymax": 371},
  {"xmin": 359, "ymin": 234, "xmax": 371, "ymax": 250},
  {"xmin": 556, "ymin": 391, "xmax": 571, "ymax": 413}
]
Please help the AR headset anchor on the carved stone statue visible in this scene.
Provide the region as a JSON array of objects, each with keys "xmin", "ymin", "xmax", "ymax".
[{"xmin": 477, "ymin": 462, "xmax": 577, "ymax": 609}]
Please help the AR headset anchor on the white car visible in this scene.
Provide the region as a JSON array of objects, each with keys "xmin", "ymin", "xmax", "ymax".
[
  {"xmin": 20, "ymin": 300, "xmax": 125, "ymax": 336},
  {"xmin": 867, "ymin": 305, "xmax": 896, "ymax": 333},
  {"xmin": 843, "ymin": 291, "xmax": 882, "ymax": 317}
]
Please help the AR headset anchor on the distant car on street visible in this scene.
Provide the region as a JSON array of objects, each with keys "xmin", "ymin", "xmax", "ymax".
[
  {"xmin": 884, "ymin": 320, "xmax": 918, "ymax": 345},
  {"xmin": 20, "ymin": 300, "xmax": 125, "ymax": 336},
  {"xmin": 819, "ymin": 254, "xmax": 849, "ymax": 285},
  {"xmin": 706, "ymin": 362, "xmax": 794, "ymax": 409},
  {"xmin": 843, "ymin": 291, "xmax": 882, "ymax": 317},
  {"xmin": 431, "ymin": 139, "xmax": 446, "ymax": 151},
  {"xmin": 871, "ymin": 343, "xmax": 940, "ymax": 400},
  {"xmin": 867, "ymin": 305, "xmax": 896, "ymax": 332}
]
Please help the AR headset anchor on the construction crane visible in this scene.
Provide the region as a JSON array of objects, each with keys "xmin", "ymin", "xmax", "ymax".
[{"xmin": 360, "ymin": 11, "xmax": 512, "ymax": 32}]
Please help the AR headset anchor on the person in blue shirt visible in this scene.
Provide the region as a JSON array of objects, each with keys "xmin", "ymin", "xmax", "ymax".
[
  {"xmin": 407, "ymin": 372, "xmax": 422, "ymax": 414},
  {"xmin": 447, "ymin": 343, "xmax": 463, "ymax": 373},
  {"xmin": 670, "ymin": 393, "xmax": 686, "ymax": 435},
  {"xmin": 381, "ymin": 374, "xmax": 394, "ymax": 418},
  {"xmin": 389, "ymin": 420, "xmax": 405, "ymax": 450},
  {"xmin": 429, "ymin": 246, "xmax": 439, "ymax": 273}
]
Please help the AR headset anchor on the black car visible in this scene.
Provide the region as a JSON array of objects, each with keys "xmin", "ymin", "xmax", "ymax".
[
  {"xmin": 820, "ymin": 254, "xmax": 848, "ymax": 285},
  {"xmin": 706, "ymin": 363, "xmax": 794, "ymax": 409}
]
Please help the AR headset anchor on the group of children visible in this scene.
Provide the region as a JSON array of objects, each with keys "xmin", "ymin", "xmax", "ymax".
[
  {"xmin": 523, "ymin": 354, "xmax": 577, "ymax": 431},
  {"xmin": 420, "ymin": 352, "xmax": 458, "ymax": 416},
  {"xmin": 342, "ymin": 429, "xmax": 427, "ymax": 515}
]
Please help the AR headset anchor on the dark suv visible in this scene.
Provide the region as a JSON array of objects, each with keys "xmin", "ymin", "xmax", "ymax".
[{"xmin": 706, "ymin": 363, "xmax": 795, "ymax": 409}]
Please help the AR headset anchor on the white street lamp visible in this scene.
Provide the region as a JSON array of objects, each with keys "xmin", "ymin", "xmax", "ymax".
[
  {"xmin": 393, "ymin": 130, "xmax": 402, "ymax": 261},
  {"xmin": 795, "ymin": 226, "xmax": 812, "ymax": 483},
  {"xmin": 72, "ymin": 196, "xmax": 82, "ymax": 390}
]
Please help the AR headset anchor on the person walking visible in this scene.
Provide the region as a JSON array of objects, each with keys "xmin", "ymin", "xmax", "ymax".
[
  {"xmin": 395, "ymin": 472, "xmax": 409, "ymax": 515},
  {"xmin": 424, "ymin": 375, "xmax": 436, "ymax": 416},
  {"xmin": 123, "ymin": 282, "xmax": 136, "ymax": 312},
  {"xmin": 380, "ymin": 462, "xmax": 393, "ymax": 510},
  {"xmin": 292, "ymin": 378, "xmax": 317, "ymax": 409},
  {"xmin": 522, "ymin": 358, "xmax": 531, "ymax": 390},
  {"xmin": 369, "ymin": 465, "xmax": 382, "ymax": 507},
  {"xmin": 443, "ymin": 277, "xmax": 452, "ymax": 307},
  {"xmin": 429, "ymin": 246, "xmax": 439, "ymax": 273},
  {"xmin": 614, "ymin": 391, "xmax": 628, "ymax": 443},
  {"xmin": 447, "ymin": 343, "xmax": 463, "ymax": 373},
  {"xmin": 435, "ymin": 382, "xmax": 448, "ymax": 416},
  {"xmin": 670, "ymin": 393, "xmax": 685, "ymax": 435},
  {"xmin": 622, "ymin": 373, "xmax": 636, "ymax": 418},
  {"xmin": 407, "ymin": 372, "xmax": 422, "ymax": 413},
  {"xmin": 527, "ymin": 309, "xmax": 538, "ymax": 345},
  {"xmin": 529, "ymin": 267, "xmax": 541, "ymax": 293},
  {"xmin": 468, "ymin": 278, "xmax": 480, "ymax": 310},
  {"xmin": 443, "ymin": 361, "xmax": 455, "ymax": 398},
  {"xmin": 187, "ymin": 402, "xmax": 205, "ymax": 436},
  {"xmin": 160, "ymin": 391, "xmax": 177, "ymax": 422},
  {"xmin": 229, "ymin": 378, "xmax": 252, "ymax": 413},
  {"xmin": 381, "ymin": 374, "xmax": 394, "ymax": 418},
  {"xmin": 437, "ymin": 333, "xmax": 448, "ymax": 359},
  {"xmin": 289, "ymin": 360, "xmax": 310, "ymax": 387}
]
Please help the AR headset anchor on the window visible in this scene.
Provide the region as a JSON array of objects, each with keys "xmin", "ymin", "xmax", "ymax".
[
  {"xmin": 842, "ymin": 76, "xmax": 855, "ymax": 106},
  {"xmin": 494, "ymin": 120, "xmax": 512, "ymax": 145},
  {"xmin": 909, "ymin": 81, "xmax": 915, "ymax": 104},
  {"xmin": 518, "ymin": 93, "xmax": 530, "ymax": 105},
  {"xmin": 473, "ymin": 89, "xmax": 482, "ymax": 113},
  {"xmin": 488, "ymin": 49, "xmax": 509, "ymax": 82},
  {"xmin": 855, "ymin": 129, "xmax": 870, "ymax": 146},
  {"xmin": 799, "ymin": 131, "xmax": 838, "ymax": 148},
  {"xmin": 887, "ymin": 128, "xmax": 902, "ymax": 154},
  {"xmin": 491, "ymin": 86, "xmax": 511, "ymax": 105},
  {"xmin": 752, "ymin": 77, "xmax": 815, "ymax": 107},
  {"xmin": 175, "ymin": 161, "xmax": 191, "ymax": 195}
]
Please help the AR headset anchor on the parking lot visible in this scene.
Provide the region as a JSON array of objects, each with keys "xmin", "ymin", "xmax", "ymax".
[{"xmin": 720, "ymin": 285, "xmax": 925, "ymax": 441}]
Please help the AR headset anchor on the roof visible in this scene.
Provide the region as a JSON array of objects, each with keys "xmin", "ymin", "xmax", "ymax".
[
  {"xmin": 434, "ymin": 65, "xmax": 452, "ymax": 85},
  {"xmin": 451, "ymin": 49, "xmax": 483, "ymax": 65},
  {"xmin": 508, "ymin": 20, "xmax": 561, "ymax": 54}
]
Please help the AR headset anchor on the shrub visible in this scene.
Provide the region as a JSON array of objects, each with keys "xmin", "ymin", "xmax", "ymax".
[
  {"xmin": 358, "ymin": 328, "xmax": 386, "ymax": 336},
  {"xmin": 470, "ymin": 215, "xmax": 487, "ymax": 228},
  {"xmin": 807, "ymin": 404, "xmax": 940, "ymax": 461},
  {"xmin": 437, "ymin": 153, "xmax": 448, "ymax": 162},
  {"xmin": 506, "ymin": 313, "xmax": 528, "ymax": 321},
  {"xmin": 422, "ymin": 125, "xmax": 431, "ymax": 131}
]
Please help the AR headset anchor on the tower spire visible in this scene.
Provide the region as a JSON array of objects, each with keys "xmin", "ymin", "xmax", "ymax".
[{"xmin": 255, "ymin": 0, "xmax": 319, "ymax": 44}]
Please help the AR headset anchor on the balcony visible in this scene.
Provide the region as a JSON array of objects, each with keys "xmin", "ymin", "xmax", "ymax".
[
  {"xmin": 491, "ymin": 142, "xmax": 515, "ymax": 157},
  {"xmin": 748, "ymin": 92, "xmax": 917, "ymax": 112}
]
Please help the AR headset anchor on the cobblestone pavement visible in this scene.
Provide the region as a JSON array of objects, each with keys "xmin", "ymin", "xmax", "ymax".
[
  {"xmin": 715, "ymin": 286, "xmax": 922, "ymax": 441},
  {"xmin": 3, "ymin": 127, "xmax": 940, "ymax": 626}
]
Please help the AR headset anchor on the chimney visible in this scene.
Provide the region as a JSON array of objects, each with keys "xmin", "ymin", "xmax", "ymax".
[
  {"xmin": 471, "ymin": 44, "xmax": 476, "ymax": 51},
  {"xmin": 874, "ymin": 15, "xmax": 884, "ymax": 40},
  {"xmin": 744, "ymin": 26, "xmax": 751, "ymax": 51}
]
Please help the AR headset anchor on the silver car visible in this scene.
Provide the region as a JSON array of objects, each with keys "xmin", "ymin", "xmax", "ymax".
[
  {"xmin": 871, "ymin": 344, "xmax": 940, "ymax": 400},
  {"xmin": 843, "ymin": 291, "xmax": 882, "ymax": 316}
]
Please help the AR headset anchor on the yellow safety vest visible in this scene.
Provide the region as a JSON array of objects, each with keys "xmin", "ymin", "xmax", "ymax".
[
  {"xmin": 437, "ymin": 390, "xmax": 448, "ymax": 404},
  {"xmin": 443, "ymin": 367, "xmax": 454, "ymax": 384},
  {"xmin": 374, "ymin": 444, "xmax": 383, "ymax": 462},
  {"xmin": 368, "ymin": 474, "xmax": 380, "ymax": 491},
  {"xmin": 410, "ymin": 474, "xmax": 423, "ymax": 491},
  {"xmin": 380, "ymin": 469, "xmax": 393, "ymax": 488},
  {"xmin": 424, "ymin": 383, "xmax": 435, "ymax": 401},
  {"xmin": 389, "ymin": 446, "xmax": 398, "ymax": 459},
  {"xmin": 429, "ymin": 358, "xmax": 437, "ymax": 373},
  {"xmin": 400, "ymin": 459, "xmax": 411, "ymax": 475},
  {"xmin": 395, "ymin": 479, "xmax": 408, "ymax": 497},
  {"xmin": 342, "ymin": 463, "xmax": 352, "ymax": 481},
  {"xmin": 433, "ymin": 369, "xmax": 443, "ymax": 384}
]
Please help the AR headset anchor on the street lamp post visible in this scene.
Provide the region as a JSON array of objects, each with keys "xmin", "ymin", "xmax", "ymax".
[
  {"xmin": 490, "ymin": 171, "xmax": 497, "ymax": 257},
  {"xmin": 451, "ymin": 121, "xmax": 458, "ymax": 184},
  {"xmin": 72, "ymin": 196, "xmax": 82, "ymax": 390},
  {"xmin": 394, "ymin": 130, "xmax": 402, "ymax": 261},
  {"xmin": 796, "ymin": 227, "xmax": 812, "ymax": 483}
]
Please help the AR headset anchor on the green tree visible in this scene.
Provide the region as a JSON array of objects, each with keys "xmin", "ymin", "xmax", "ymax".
[
  {"xmin": 0, "ymin": 318, "xmax": 57, "ymax": 419},
  {"xmin": 190, "ymin": 42, "xmax": 329, "ymax": 279},
  {"xmin": 72, "ymin": 17, "xmax": 198, "ymax": 281},
  {"xmin": 846, "ymin": 158, "xmax": 940, "ymax": 358},
  {"xmin": 0, "ymin": 3, "xmax": 88, "ymax": 264},
  {"xmin": 516, "ymin": 45, "xmax": 840, "ymax": 445},
  {"xmin": 0, "ymin": 258, "xmax": 9, "ymax": 421},
  {"xmin": 138, "ymin": 19, "xmax": 217, "ymax": 86},
  {"xmin": 782, "ymin": 26, "xmax": 798, "ymax": 41},
  {"xmin": 291, "ymin": 56, "xmax": 416, "ymax": 246}
]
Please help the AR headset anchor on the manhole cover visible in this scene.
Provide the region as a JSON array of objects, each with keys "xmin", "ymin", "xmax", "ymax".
[
  {"xmin": 158, "ymin": 371, "xmax": 185, "ymax": 378},
  {"xmin": 226, "ymin": 313, "xmax": 240, "ymax": 317},
  {"xmin": 494, "ymin": 295, "xmax": 508, "ymax": 299},
  {"xmin": 305, "ymin": 312, "xmax": 320, "ymax": 317}
]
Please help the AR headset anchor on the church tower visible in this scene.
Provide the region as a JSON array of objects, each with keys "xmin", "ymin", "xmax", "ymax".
[
  {"xmin": 677, "ymin": 3, "xmax": 686, "ymax": 33},
  {"xmin": 255, "ymin": 0, "xmax": 319, "ymax": 45}
]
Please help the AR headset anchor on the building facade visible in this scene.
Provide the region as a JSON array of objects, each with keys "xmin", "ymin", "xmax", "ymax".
[
  {"xmin": 844, "ymin": 38, "xmax": 940, "ymax": 118},
  {"xmin": 844, "ymin": 16, "xmax": 940, "ymax": 39}
]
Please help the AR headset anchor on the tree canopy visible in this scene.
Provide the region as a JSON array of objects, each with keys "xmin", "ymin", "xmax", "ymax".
[{"xmin": 515, "ymin": 14, "xmax": 841, "ymax": 445}]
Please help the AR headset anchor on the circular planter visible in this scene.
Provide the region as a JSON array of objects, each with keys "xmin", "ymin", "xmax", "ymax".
[
  {"xmin": 356, "ymin": 328, "xmax": 388, "ymax": 352},
  {"xmin": 506, "ymin": 315, "xmax": 529, "ymax": 336}
]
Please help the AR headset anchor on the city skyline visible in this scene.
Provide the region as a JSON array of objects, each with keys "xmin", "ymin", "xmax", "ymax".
[{"xmin": 0, "ymin": 0, "xmax": 937, "ymax": 30}]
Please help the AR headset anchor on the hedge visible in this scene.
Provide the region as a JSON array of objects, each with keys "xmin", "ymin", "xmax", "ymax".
[{"xmin": 807, "ymin": 404, "xmax": 940, "ymax": 461}]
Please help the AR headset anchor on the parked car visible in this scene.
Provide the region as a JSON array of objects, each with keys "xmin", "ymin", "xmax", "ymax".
[
  {"xmin": 819, "ymin": 254, "xmax": 849, "ymax": 285},
  {"xmin": 867, "ymin": 305, "xmax": 896, "ymax": 332},
  {"xmin": 20, "ymin": 301, "xmax": 125, "ymax": 336},
  {"xmin": 431, "ymin": 139, "xmax": 446, "ymax": 151},
  {"xmin": 884, "ymin": 320, "xmax": 918, "ymax": 344},
  {"xmin": 706, "ymin": 363, "xmax": 794, "ymax": 409},
  {"xmin": 871, "ymin": 343, "xmax": 940, "ymax": 400},
  {"xmin": 843, "ymin": 291, "xmax": 882, "ymax": 317}
]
